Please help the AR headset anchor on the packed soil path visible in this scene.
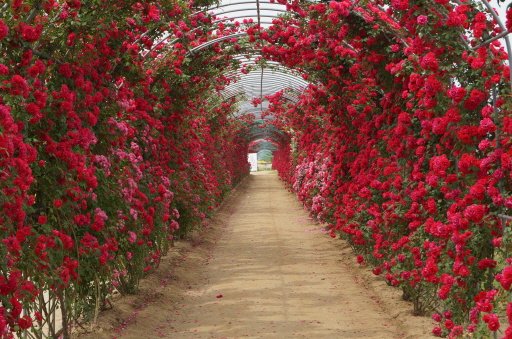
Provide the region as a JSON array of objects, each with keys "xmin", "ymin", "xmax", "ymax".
[{"xmin": 83, "ymin": 172, "xmax": 434, "ymax": 339}]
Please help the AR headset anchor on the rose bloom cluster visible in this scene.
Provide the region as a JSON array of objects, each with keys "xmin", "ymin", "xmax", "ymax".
[
  {"xmin": 2, "ymin": 0, "xmax": 512, "ymax": 338},
  {"xmin": 267, "ymin": 0, "xmax": 512, "ymax": 337},
  {"xmin": 0, "ymin": 1, "xmax": 249, "ymax": 337}
]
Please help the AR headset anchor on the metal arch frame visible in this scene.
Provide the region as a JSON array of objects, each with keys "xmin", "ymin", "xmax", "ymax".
[
  {"xmin": 144, "ymin": 0, "xmax": 287, "ymax": 59},
  {"xmin": 250, "ymin": 129, "xmax": 289, "ymax": 141},
  {"xmin": 222, "ymin": 91, "xmax": 302, "ymax": 107},
  {"xmin": 220, "ymin": 80, "xmax": 302, "ymax": 95},
  {"xmin": 235, "ymin": 106, "xmax": 269, "ymax": 118},
  {"xmin": 223, "ymin": 67, "xmax": 306, "ymax": 80},
  {"xmin": 185, "ymin": 0, "xmax": 512, "ymax": 138},
  {"xmin": 188, "ymin": 32, "xmax": 248, "ymax": 55},
  {"xmin": 212, "ymin": 14, "xmax": 283, "ymax": 25},
  {"xmin": 227, "ymin": 56, "xmax": 306, "ymax": 73},
  {"xmin": 220, "ymin": 78, "xmax": 307, "ymax": 90},
  {"xmin": 193, "ymin": 0, "xmax": 287, "ymax": 16},
  {"xmin": 210, "ymin": 7, "xmax": 287, "ymax": 17},
  {"xmin": 250, "ymin": 119, "xmax": 284, "ymax": 133},
  {"xmin": 248, "ymin": 129, "xmax": 283, "ymax": 140},
  {"xmin": 231, "ymin": 93, "xmax": 301, "ymax": 115},
  {"xmin": 222, "ymin": 86, "xmax": 303, "ymax": 101},
  {"xmin": 227, "ymin": 95, "xmax": 301, "ymax": 114},
  {"xmin": 221, "ymin": 86, "xmax": 306, "ymax": 101},
  {"xmin": 221, "ymin": 73, "xmax": 308, "ymax": 90},
  {"xmin": 249, "ymin": 138, "xmax": 279, "ymax": 146},
  {"xmin": 248, "ymin": 139, "xmax": 279, "ymax": 152},
  {"xmin": 147, "ymin": 0, "xmax": 512, "ymax": 85},
  {"xmin": 206, "ymin": 85, "xmax": 300, "ymax": 116},
  {"xmin": 184, "ymin": 0, "xmax": 287, "ymax": 55},
  {"xmin": 223, "ymin": 63, "xmax": 308, "ymax": 99},
  {"xmin": 221, "ymin": 82, "xmax": 305, "ymax": 99},
  {"xmin": 221, "ymin": 83, "xmax": 305, "ymax": 105},
  {"xmin": 476, "ymin": 0, "xmax": 512, "ymax": 89},
  {"xmin": 205, "ymin": 86, "xmax": 296, "ymax": 143},
  {"xmin": 221, "ymin": 68, "xmax": 309, "ymax": 86},
  {"xmin": 220, "ymin": 86, "xmax": 302, "ymax": 104},
  {"xmin": 223, "ymin": 68, "xmax": 307, "ymax": 80},
  {"xmin": 220, "ymin": 67, "xmax": 309, "ymax": 89}
]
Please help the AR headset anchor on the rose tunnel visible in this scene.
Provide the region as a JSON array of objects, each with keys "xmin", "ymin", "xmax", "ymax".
[{"xmin": 2, "ymin": 0, "xmax": 512, "ymax": 337}]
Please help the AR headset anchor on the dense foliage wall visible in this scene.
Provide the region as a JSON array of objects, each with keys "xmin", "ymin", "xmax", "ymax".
[
  {"xmin": 3, "ymin": 0, "xmax": 512, "ymax": 337},
  {"xmin": 265, "ymin": 1, "xmax": 512, "ymax": 337},
  {"xmin": 0, "ymin": 1, "xmax": 249, "ymax": 337}
]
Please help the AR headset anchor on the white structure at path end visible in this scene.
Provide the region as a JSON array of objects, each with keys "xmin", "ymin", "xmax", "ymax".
[{"xmin": 248, "ymin": 153, "xmax": 258, "ymax": 172}]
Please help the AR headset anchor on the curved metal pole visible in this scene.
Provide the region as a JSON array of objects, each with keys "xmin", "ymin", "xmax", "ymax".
[
  {"xmin": 192, "ymin": 0, "xmax": 285, "ymax": 16},
  {"xmin": 478, "ymin": 0, "xmax": 512, "ymax": 90},
  {"xmin": 212, "ymin": 7, "xmax": 287, "ymax": 17},
  {"xmin": 222, "ymin": 75, "xmax": 307, "ymax": 89},
  {"xmin": 187, "ymin": 32, "xmax": 248, "ymax": 55}
]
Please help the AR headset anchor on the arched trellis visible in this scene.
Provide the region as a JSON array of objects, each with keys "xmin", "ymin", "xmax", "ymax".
[
  {"xmin": 247, "ymin": 123, "xmax": 286, "ymax": 141},
  {"xmin": 221, "ymin": 68, "xmax": 307, "ymax": 101},
  {"xmin": 248, "ymin": 138, "xmax": 280, "ymax": 152},
  {"xmin": 144, "ymin": 0, "xmax": 286, "ymax": 60},
  {"xmin": 186, "ymin": 0, "xmax": 512, "ymax": 128},
  {"xmin": 143, "ymin": 0, "xmax": 309, "ymax": 146},
  {"xmin": 142, "ymin": 0, "xmax": 512, "ymax": 145},
  {"xmin": 187, "ymin": 34, "xmax": 310, "ymax": 134},
  {"xmin": 205, "ymin": 45, "xmax": 309, "ymax": 143},
  {"xmin": 1, "ymin": 0, "xmax": 512, "ymax": 337},
  {"xmin": 164, "ymin": 0, "xmax": 512, "ymax": 85}
]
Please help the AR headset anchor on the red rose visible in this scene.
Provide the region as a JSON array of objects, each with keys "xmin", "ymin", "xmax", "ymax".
[
  {"xmin": 429, "ymin": 154, "xmax": 450, "ymax": 177},
  {"xmin": 37, "ymin": 215, "xmax": 47, "ymax": 225},
  {"xmin": 0, "ymin": 19, "xmax": 8, "ymax": 40},
  {"xmin": 483, "ymin": 313, "xmax": 500, "ymax": 332},
  {"xmin": 463, "ymin": 204, "xmax": 486, "ymax": 222},
  {"xmin": 464, "ymin": 89, "xmax": 486, "ymax": 110},
  {"xmin": 420, "ymin": 52, "xmax": 439, "ymax": 71},
  {"xmin": 17, "ymin": 315, "xmax": 32, "ymax": 330},
  {"xmin": 479, "ymin": 118, "xmax": 496, "ymax": 134},
  {"xmin": 19, "ymin": 23, "xmax": 43, "ymax": 42},
  {"xmin": 497, "ymin": 266, "xmax": 512, "ymax": 290},
  {"xmin": 507, "ymin": 6, "xmax": 512, "ymax": 32},
  {"xmin": 10, "ymin": 75, "xmax": 29, "ymax": 98}
]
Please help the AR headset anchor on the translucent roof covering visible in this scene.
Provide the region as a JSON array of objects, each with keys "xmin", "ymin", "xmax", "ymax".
[
  {"xmin": 207, "ymin": 0, "xmax": 288, "ymax": 28},
  {"xmin": 222, "ymin": 65, "xmax": 307, "ymax": 117},
  {"xmin": 202, "ymin": 0, "xmax": 310, "ymax": 133}
]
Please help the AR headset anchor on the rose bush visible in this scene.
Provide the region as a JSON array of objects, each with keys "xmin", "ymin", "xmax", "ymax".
[
  {"xmin": 0, "ymin": 1, "xmax": 249, "ymax": 337},
  {"xmin": 2, "ymin": 0, "xmax": 512, "ymax": 338},
  {"xmin": 264, "ymin": 0, "xmax": 512, "ymax": 337}
]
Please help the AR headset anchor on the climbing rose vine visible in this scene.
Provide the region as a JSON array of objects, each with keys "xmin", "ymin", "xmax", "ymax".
[
  {"xmin": 263, "ymin": 0, "xmax": 512, "ymax": 337},
  {"xmin": 0, "ymin": 0, "xmax": 250, "ymax": 337},
  {"xmin": 2, "ymin": 0, "xmax": 512, "ymax": 338}
]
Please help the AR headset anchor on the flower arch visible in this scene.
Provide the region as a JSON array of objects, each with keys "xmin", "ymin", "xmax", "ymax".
[{"xmin": 1, "ymin": 0, "xmax": 512, "ymax": 337}]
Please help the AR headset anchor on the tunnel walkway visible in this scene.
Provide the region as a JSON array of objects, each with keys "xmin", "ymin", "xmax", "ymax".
[{"xmin": 84, "ymin": 172, "xmax": 433, "ymax": 339}]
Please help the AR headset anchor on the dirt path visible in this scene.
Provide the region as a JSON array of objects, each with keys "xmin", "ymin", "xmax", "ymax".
[{"xmin": 82, "ymin": 172, "xmax": 434, "ymax": 339}]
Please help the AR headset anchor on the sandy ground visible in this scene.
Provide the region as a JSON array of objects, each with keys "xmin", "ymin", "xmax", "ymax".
[{"xmin": 80, "ymin": 171, "xmax": 435, "ymax": 339}]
